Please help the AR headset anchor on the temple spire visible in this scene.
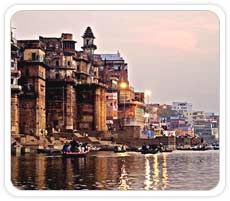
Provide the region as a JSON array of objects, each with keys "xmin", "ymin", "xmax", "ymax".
[{"xmin": 82, "ymin": 26, "xmax": 97, "ymax": 54}]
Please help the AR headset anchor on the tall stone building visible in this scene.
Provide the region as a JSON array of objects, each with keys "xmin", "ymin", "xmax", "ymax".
[
  {"xmin": 11, "ymin": 31, "xmax": 22, "ymax": 137},
  {"xmin": 15, "ymin": 27, "xmax": 108, "ymax": 137},
  {"xmin": 39, "ymin": 33, "xmax": 77, "ymax": 133},
  {"xmin": 17, "ymin": 40, "xmax": 47, "ymax": 136}
]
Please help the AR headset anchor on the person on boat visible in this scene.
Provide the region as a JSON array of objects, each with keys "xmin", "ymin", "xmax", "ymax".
[
  {"xmin": 70, "ymin": 139, "xmax": 78, "ymax": 152},
  {"xmin": 121, "ymin": 145, "xmax": 126, "ymax": 151},
  {"xmin": 62, "ymin": 142, "xmax": 70, "ymax": 153},
  {"xmin": 159, "ymin": 143, "xmax": 163, "ymax": 151},
  {"xmin": 150, "ymin": 144, "xmax": 157, "ymax": 151},
  {"xmin": 82, "ymin": 143, "xmax": 88, "ymax": 151},
  {"xmin": 142, "ymin": 144, "xmax": 147, "ymax": 151}
]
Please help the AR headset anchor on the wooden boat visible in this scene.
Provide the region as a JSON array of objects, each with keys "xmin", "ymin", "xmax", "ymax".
[
  {"xmin": 141, "ymin": 148, "xmax": 158, "ymax": 154},
  {"xmin": 213, "ymin": 145, "xmax": 219, "ymax": 150},
  {"xmin": 114, "ymin": 146, "xmax": 126, "ymax": 153},
  {"xmin": 62, "ymin": 150, "xmax": 89, "ymax": 158},
  {"xmin": 191, "ymin": 145, "xmax": 208, "ymax": 151},
  {"xmin": 212, "ymin": 143, "xmax": 219, "ymax": 150},
  {"xmin": 37, "ymin": 148, "xmax": 51, "ymax": 154},
  {"xmin": 160, "ymin": 149, "xmax": 173, "ymax": 153}
]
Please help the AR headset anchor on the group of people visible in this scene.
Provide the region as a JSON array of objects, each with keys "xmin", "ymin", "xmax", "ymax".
[
  {"xmin": 62, "ymin": 139, "xmax": 88, "ymax": 153},
  {"xmin": 142, "ymin": 143, "xmax": 159, "ymax": 151}
]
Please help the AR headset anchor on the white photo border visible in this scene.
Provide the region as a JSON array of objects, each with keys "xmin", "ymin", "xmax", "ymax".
[{"xmin": 4, "ymin": 4, "xmax": 226, "ymax": 197}]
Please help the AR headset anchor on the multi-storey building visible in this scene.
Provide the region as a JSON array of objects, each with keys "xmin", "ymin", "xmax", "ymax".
[
  {"xmin": 193, "ymin": 112, "xmax": 219, "ymax": 141},
  {"xmin": 11, "ymin": 26, "xmax": 145, "ymax": 139},
  {"xmin": 17, "ymin": 40, "xmax": 47, "ymax": 136},
  {"xmin": 99, "ymin": 51, "xmax": 145, "ymax": 129},
  {"xmin": 100, "ymin": 51, "xmax": 128, "ymax": 86},
  {"xmin": 11, "ymin": 31, "xmax": 22, "ymax": 137},
  {"xmin": 14, "ymin": 27, "xmax": 107, "ymax": 137},
  {"xmin": 172, "ymin": 102, "xmax": 192, "ymax": 114}
]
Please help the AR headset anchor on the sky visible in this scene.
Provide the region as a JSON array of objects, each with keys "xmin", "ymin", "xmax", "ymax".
[{"xmin": 11, "ymin": 10, "xmax": 220, "ymax": 113}]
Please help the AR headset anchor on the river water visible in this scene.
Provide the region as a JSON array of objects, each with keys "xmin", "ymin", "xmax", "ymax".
[{"xmin": 11, "ymin": 150, "xmax": 219, "ymax": 190}]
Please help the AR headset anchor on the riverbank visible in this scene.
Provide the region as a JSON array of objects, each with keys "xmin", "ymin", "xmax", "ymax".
[{"xmin": 11, "ymin": 133, "xmax": 218, "ymax": 155}]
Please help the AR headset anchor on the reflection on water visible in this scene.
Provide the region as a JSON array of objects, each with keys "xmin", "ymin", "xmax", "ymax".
[
  {"xmin": 118, "ymin": 160, "xmax": 130, "ymax": 190},
  {"xmin": 11, "ymin": 151, "xmax": 219, "ymax": 190},
  {"xmin": 144, "ymin": 156, "xmax": 151, "ymax": 190},
  {"xmin": 162, "ymin": 153, "xmax": 168, "ymax": 190},
  {"xmin": 144, "ymin": 153, "xmax": 168, "ymax": 190},
  {"xmin": 153, "ymin": 154, "xmax": 160, "ymax": 190}
]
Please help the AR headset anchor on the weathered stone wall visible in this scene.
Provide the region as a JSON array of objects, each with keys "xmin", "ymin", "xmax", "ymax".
[
  {"xmin": 46, "ymin": 83, "xmax": 65, "ymax": 132},
  {"xmin": 65, "ymin": 84, "xmax": 76, "ymax": 130},
  {"xmin": 18, "ymin": 63, "xmax": 46, "ymax": 136},
  {"xmin": 118, "ymin": 126, "xmax": 141, "ymax": 139},
  {"xmin": 76, "ymin": 86, "xmax": 94, "ymax": 131},
  {"xmin": 19, "ymin": 98, "xmax": 36, "ymax": 135}
]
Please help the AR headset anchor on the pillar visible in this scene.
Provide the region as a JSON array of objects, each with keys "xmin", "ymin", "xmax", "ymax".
[
  {"xmin": 100, "ymin": 88, "xmax": 107, "ymax": 131},
  {"xmin": 65, "ymin": 84, "xmax": 74, "ymax": 130},
  {"xmin": 94, "ymin": 88, "xmax": 101, "ymax": 131}
]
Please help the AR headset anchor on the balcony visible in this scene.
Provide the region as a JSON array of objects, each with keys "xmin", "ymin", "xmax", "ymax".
[{"xmin": 11, "ymin": 84, "xmax": 22, "ymax": 91}]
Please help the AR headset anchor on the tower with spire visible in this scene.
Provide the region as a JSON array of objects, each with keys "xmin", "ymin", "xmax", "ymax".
[{"xmin": 82, "ymin": 26, "xmax": 97, "ymax": 55}]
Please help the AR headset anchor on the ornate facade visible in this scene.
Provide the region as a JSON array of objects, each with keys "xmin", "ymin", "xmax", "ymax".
[{"xmin": 13, "ymin": 27, "xmax": 107, "ymax": 137}]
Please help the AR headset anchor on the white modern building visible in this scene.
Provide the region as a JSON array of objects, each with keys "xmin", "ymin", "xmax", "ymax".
[{"xmin": 172, "ymin": 102, "xmax": 192, "ymax": 113}]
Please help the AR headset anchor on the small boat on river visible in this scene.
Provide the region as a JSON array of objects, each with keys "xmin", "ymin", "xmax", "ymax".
[
  {"xmin": 212, "ymin": 143, "xmax": 219, "ymax": 150},
  {"xmin": 141, "ymin": 148, "xmax": 158, "ymax": 154},
  {"xmin": 160, "ymin": 149, "xmax": 173, "ymax": 153},
  {"xmin": 141, "ymin": 144, "xmax": 159, "ymax": 154},
  {"xmin": 62, "ymin": 140, "xmax": 90, "ymax": 157},
  {"xmin": 114, "ymin": 145, "xmax": 126, "ymax": 153},
  {"xmin": 191, "ymin": 144, "xmax": 208, "ymax": 151},
  {"xmin": 62, "ymin": 150, "xmax": 90, "ymax": 158}
]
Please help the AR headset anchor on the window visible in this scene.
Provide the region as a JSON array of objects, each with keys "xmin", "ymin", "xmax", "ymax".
[
  {"xmin": 56, "ymin": 60, "xmax": 59, "ymax": 66},
  {"xmin": 31, "ymin": 53, "xmax": 36, "ymax": 61},
  {"xmin": 40, "ymin": 84, "xmax": 45, "ymax": 92},
  {"xmin": 77, "ymin": 65, "xmax": 80, "ymax": 71},
  {"xmin": 11, "ymin": 78, "xmax": 14, "ymax": 84},
  {"xmin": 86, "ymin": 39, "xmax": 89, "ymax": 45},
  {"xmin": 68, "ymin": 61, "xmax": 71, "ymax": 66}
]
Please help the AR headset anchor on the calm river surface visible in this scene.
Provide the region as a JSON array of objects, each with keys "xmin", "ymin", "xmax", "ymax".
[{"xmin": 11, "ymin": 150, "xmax": 219, "ymax": 190}]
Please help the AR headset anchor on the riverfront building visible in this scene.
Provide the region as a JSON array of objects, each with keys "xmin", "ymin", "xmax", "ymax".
[
  {"xmin": 172, "ymin": 102, "xmax": 192, "ymax": 114},
  {"xmin": 11, "ymin": 31, "xmax": 22, "ymax": 137},
  {"xmin": 11, "ymin": 27, "xmax": 145, "ymax": 139}
]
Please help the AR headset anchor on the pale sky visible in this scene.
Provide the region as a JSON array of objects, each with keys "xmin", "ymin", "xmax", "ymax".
[{"xmin": 11, "ymin": 11, "xmax": 220, "ymax": 113}]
